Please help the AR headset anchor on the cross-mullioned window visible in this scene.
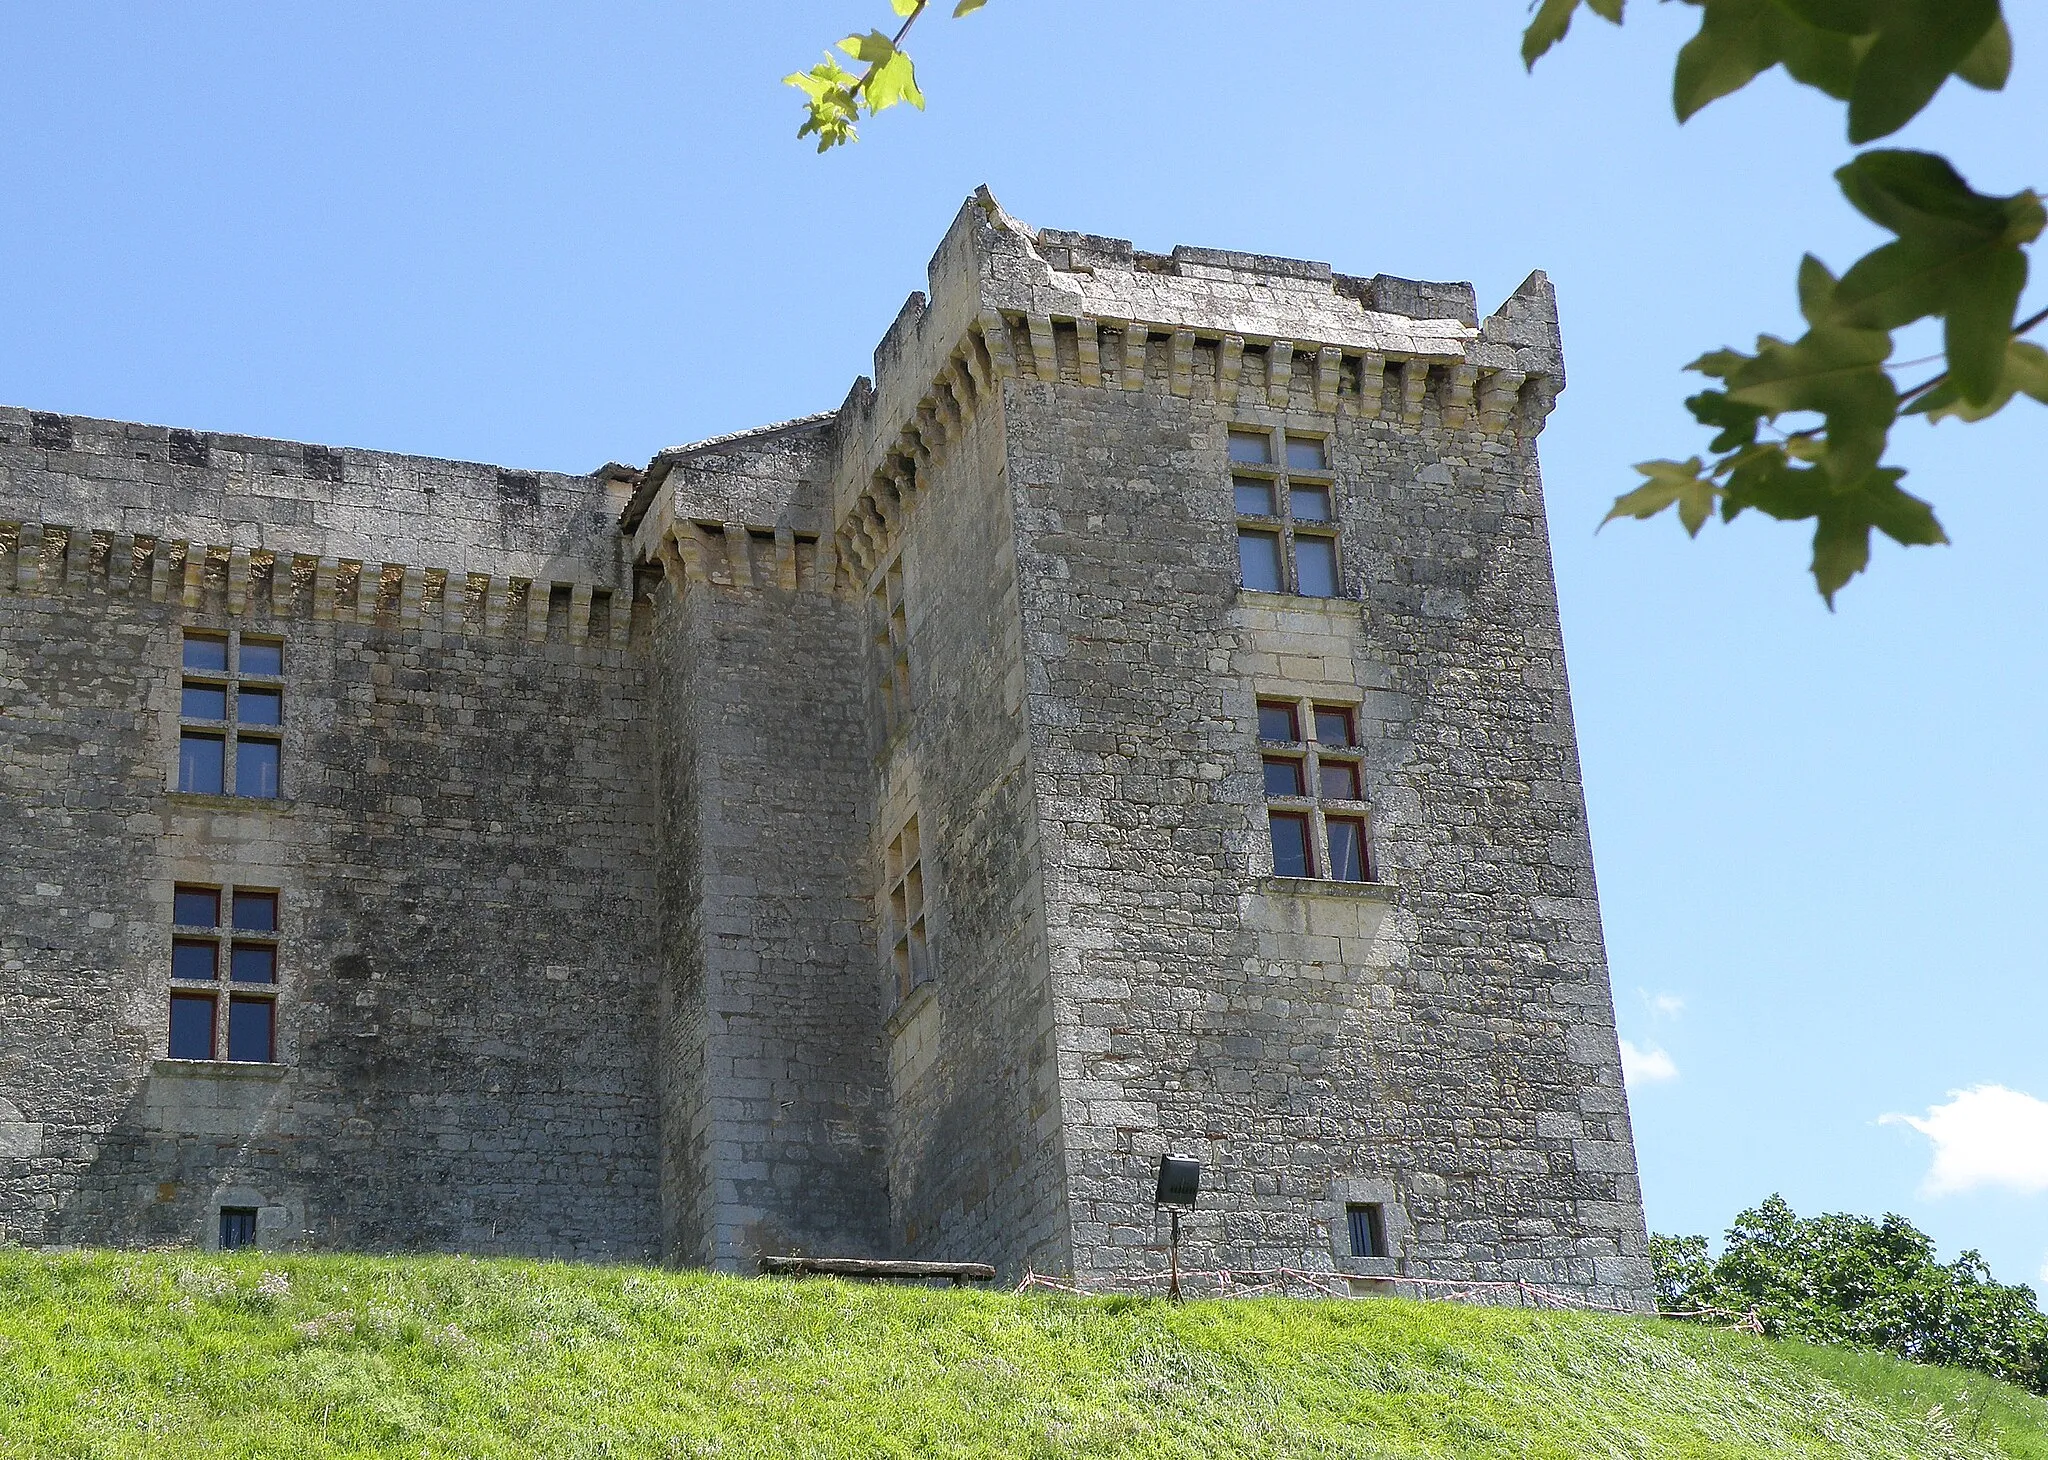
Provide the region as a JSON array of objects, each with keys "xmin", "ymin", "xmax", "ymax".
[
  {"xmin": 178, "ymin": 631, "xmax": 284, "ymax": 798},
  {"xmin": 168, "ymin": 882, "xmax": 279, "ymax": 1063},
  {"xmin": 1258, "ymin": 697, "xmax": 1373, "ymax": 881},
  {"xmin": 1230, "ymin": 427, "xmax": 1340, "ymax": 598},
  {"xmin": 883, "ymin": 816, "xmax": 931, "ymax": 1005}
]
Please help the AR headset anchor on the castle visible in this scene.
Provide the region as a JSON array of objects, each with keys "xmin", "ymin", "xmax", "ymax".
[{"xmin": 0, "ymin": 192, "xmax": 1653, "ymax": 1306}]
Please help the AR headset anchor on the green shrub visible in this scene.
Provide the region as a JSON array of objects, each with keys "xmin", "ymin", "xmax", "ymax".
[{"xmin": 1654, "ymin": 1195, "xmax": 2048, "ymax": 1394}]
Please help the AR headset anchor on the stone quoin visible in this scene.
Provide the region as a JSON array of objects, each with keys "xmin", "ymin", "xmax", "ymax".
[{"xmin": 0, "ymin": 191, "xmax": 1654, "ymax": 1307}]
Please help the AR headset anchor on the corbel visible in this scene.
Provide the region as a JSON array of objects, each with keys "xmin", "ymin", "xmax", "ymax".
[
  {"xmin": 398, "ymin": 566, "xmax": 423, "ymax": 631},
  {"xmin": 1267, "ymin": 342, "xmax": 1295, "ymax": 409},
  {"xmin": 976, "ymin": 310, "xmax": 1018, "ymax": 380},
  {"xmin": 1075, "ymin": 316, "xmax": 1101, "ymax": 387},
  {"xmin": 181, "ymin": 542, "xmax": 207, "ymax": 613},
  {"xmin": 312, "ymin": 558, "xmax": 337, "ymax": 622},
  {"xmin": 917, "ymin": 401, "xmax": 946, "ymax": 461},
  {"xmin": 721, "ymin": 523, "xmax": 752, "ymax": 590},
  {"xmin": 227, "ymin": 547, "xmax": 252, "ymax": 616},
  {"xmin": 1170, "ymin": 329, "xmax": 1195, "ymax": 398},
  {"xmin": 1025, "ymin": 314, "xmax": 1057, "ymax": 383},
  {"xmin": 1120, "ymin": 325, "xmax": 1150, "ymax": 391},
  {"xmin": 940, "ymin": 358, "xmax": 974, "ymax": 427},
  {"xmin": 773, "ymin": 526, "xmax": 799, "ymax": 592},
  {"xmin": 13, "ymin": 523, "xmax": 41, "ymax": 594},
  {"xmin": 145, "ymin": 540, "xmax": 169, "ymax": 603},
  {"xmin": 1354, "ymin": 353, "xmax": 1387, "ymax": 421},
  {"xmin": 1440, "ymin": 363, "xmax": 1479, "ymax": 431},
  {"xmin": 482, "ymin": 576, "xmax": 512, "ymax": 638},
  {"xmin": 59, "ymin": 526, "xmax": 90, "ymax": 593},
  {"xmin": 1315, "ymin": 347, "xmax": 1343, "ymax": 414},
  {"xmin": 959, "ymin": 336, "xmax": 992, "ymax": 399},
  {"xmin": 86, "ymin": 530, "xmax": 114, "ymax": 590},
  {"xmin": 102, "ymin": 532, "xmax": 132, "ymax": 595},
  {"xmin": 1218, "ymin": 335, "xmax": 1244, "ymax": 405},
  {"xmin": 1400, "ymin": 359, "xmax": 1430, "ymax": 426},
  {"xmin": 1477, "ymin": 369, "xmax": 1528, "ymax": 432},
  {"xmin": 461, "ymin": 573, "xmax": 488, "ymax": 634},
  {"xmin": 569, "ymin": 583, "xmax": 594, "ymax": 645},
  {"xmin": 525, "ymin": 577, "xmax": 551, "ymax": 641},
  {"xmin": 798, "ymin": 534, "xmax": 832, "ymax": 596}
]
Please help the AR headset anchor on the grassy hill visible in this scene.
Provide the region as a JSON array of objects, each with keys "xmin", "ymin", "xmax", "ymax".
[{"xmin": 2, "ymin": 1248, "xmax": 2044, "ymax": 1458}]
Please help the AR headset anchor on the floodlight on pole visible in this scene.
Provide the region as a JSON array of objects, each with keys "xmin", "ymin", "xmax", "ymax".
[{"xmin": 1154, "ymin": 1154, "xmax": 1201, "ymax": 1301}]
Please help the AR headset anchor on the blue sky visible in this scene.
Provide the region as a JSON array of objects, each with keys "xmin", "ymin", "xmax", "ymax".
[{"xmin": 5, "ymin": 3, "xmax": 2044, "ymax": 1290}]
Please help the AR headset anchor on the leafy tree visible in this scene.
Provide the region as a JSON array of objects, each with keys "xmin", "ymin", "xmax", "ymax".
[
  {"xmin": 787, "ymin": 2, "xmax": 2045, "ymax": 604},
  {"xmin": 1654, "ymin": 1195, "xmax": 2048, "ymax": 1393}
]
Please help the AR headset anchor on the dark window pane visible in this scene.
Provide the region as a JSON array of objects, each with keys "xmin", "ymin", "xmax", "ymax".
[
  {"xmin": 1285, "ymin": 435, "xmax": 1327, "ymax": 471},
  {"xmin": 1233, "ymin": 478, "xmax": 1276, "ymax": 516},
  {"xmin": 168, "ymin": 992, "xmax": 215, "ymax": 1059},
  {"xmin": 1320, "ymin": 760, "xmax": 1362, "ymax": 801},
  {"xmin": 1296, "ymin": 535, "xmax": 1339, "ymax": 597},
  {"xmin": 236, "ymin": 739, "xmax": 280, "ymax": 799},
  {"xmin": 239, "ymin": 640, "xmax": 283, "ymax": 676},
  {"xmin": 1290, "ymin": 486, "xmax": 1332, "ymax": 522},
  {"xmin": 179, "ymin": 733, "xmax": 224, "ymax": 794},
  {"xmin": 172, "ymin": 938, "xmax": 218, "ymax": 980},
  {"xmin": 227, "ymin": 997, "xmax": 275, "ymax": 1062},
  {"xmin": 231, "ymin": 891, "xmax": 277, "ymax": 932},
  {"xmin": 1257, "ymin": 701, "xmax": 1299, "ymax": 742},
  {"xmin": 1348, "ymin": 1203, "xmax": 1388, "ymax": 1258},
  {"xmin": 1227, "ymin": 430, "xmax": 1271, "ymax": 465},
  {"xmin": 220, "ymin": 1207, "xmax": 258, "ymax": 1250},
  {"xmin": 1314, "ymin": 706, "xmax": 1356, "ymax": 747},
  {"xmin": 182, "ymin": 634, "xmax": 227, "ymax": 672},
  {"xmin": 1262, "ymin": 757, "xmax": 1306, "ymax": 797},
  {"xmin": 181, "ymin": 682, "xmax": 227, "ymax": 720},
  {"xmin": 230, "ymin": 944, "xmax": 276, "ymax": 984},
  {"xmin": 237, "ymin": 688, "xmax": 282, "ymax": 726},
  {"xmin": 173, "ymin": 886, "xmax": 220, "ymax": 928},
  {"xmin": 1238, "ymin": 529, "xmax": 1283, "ymax": 592},
  {"xmin": 1328, "ymin": 818, "xmax": 1371, "ymax": 882},
  {"xmin": 1269, "ymin": 812, "xmax": 1313, "ymax": 877}
]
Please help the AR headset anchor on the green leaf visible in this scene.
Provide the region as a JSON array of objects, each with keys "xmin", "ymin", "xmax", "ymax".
[
  {"xmin": 1606, "ymin": 458, "xmax": 1720, "ymax": 536},
  {"xmin": 890, "ymin": 0, "xmax": 921, "ymax": 15},
  {"xmin": 1909, "ymin": 340, "xmax": 2048, "ymax": 422},
  {"xmin": 1725, "ymin": 321, "xmax": 1896, "ymax": 483},
  {"xmin": 1807, "ymin": 469, "xmax": 1945, "ymax": 605},
  {"xmin": 1833, "ymin": 151, "xmax": 2044, "ymax": 403},
  {"xmin": 1686, "ymin": 390, "xmax": 1768, "ymax": 451},
  {"xmin": 867, "ymin": 46, "xmax": 925, "ymax": 112},
  {"xmin": 953, "ymin": 0, "xmax": 988, "ymax": 13},
  {"xmin": 1943, "ymin": 245, "xmax": 2028, "ymax": 401},
  {"xmin": 1672, "ymin": 0, "xmax": 1857, "ymax": 121},
  {"xmin": 1956, "ymin": 14, "xmax": 2011, "ymax": 89},
  {"xmin": 786, "ymin": 56, "xmax": 863, "ymax": 151},
  {"xmin": 1523, "ymin": 0, "xmax": 1624, "ymax": 69},
  {"xmin": 1847, "ymin": 0, "xmax": 1999, "ymax": 142},
  {"xmin": 1687, "ymin": 347, "xmax": 1753, "ymax": 380}
]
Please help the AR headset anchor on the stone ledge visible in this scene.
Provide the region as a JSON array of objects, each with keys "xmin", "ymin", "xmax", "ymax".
[
  {"xmin": 1262, "ymin": 876, "xmax": 1397, "ymax": 903},
  {"xmin": 150, "ymin": 1058, "xmax": 288, "ymax": 1080},
  {"xmin": 883, "ymin": 978, "xmax": 937, "ymax": 1038},
  {"xmin": 163, "ymin": 792, "xmax": 293, "ymax": 813}
]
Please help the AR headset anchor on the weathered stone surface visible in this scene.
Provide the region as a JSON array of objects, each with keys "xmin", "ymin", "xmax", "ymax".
[{"xmin": 0, "ymin": 192, "xmax": 1650, "ymax": 1308}]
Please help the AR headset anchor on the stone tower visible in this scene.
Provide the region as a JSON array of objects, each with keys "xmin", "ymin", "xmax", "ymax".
[{"xmin": 0, "ymin": 192, "xmax": 1652, "ymax": 1307}]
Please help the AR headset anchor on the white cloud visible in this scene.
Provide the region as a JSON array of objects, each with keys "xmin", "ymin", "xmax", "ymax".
[
  {"xmin": 1880, "ymin": 1085, "xmax": 2048, "ymax": 1198},
  {"xmin": 1620, "ymin": 1039, "xmax": 1678, "ymax": 1086},
  {"xmin": 1636, "ymin": 988, "xmax": 1686, "ymax": 1022}
]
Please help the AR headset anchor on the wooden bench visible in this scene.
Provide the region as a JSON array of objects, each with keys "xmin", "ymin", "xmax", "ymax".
[{"xmin": 758, "ymin": 1255, "xmax": 997, "ymax": 1286}]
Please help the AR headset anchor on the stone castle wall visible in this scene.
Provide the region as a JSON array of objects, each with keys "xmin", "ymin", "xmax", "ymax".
[{"xmin": 1, "ymin": 196, "xmax": 1653, "ymax": 1306}]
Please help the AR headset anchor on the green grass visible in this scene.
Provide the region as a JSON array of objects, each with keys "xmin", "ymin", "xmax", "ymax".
[{"xmin": 2, "ymin": 1248, "xmax": 2044, "ymax": 1458}]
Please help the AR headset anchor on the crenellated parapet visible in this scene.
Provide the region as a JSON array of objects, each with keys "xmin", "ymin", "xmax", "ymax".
[{"xmin": 0, "ymin": 519, "xmax": 635, "ymax": 649}]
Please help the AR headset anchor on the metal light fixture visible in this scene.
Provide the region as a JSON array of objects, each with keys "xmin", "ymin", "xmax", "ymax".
[{"xmin": 1154, "ymin": 1153, "xmax": 1201, "ymax": 1300}]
